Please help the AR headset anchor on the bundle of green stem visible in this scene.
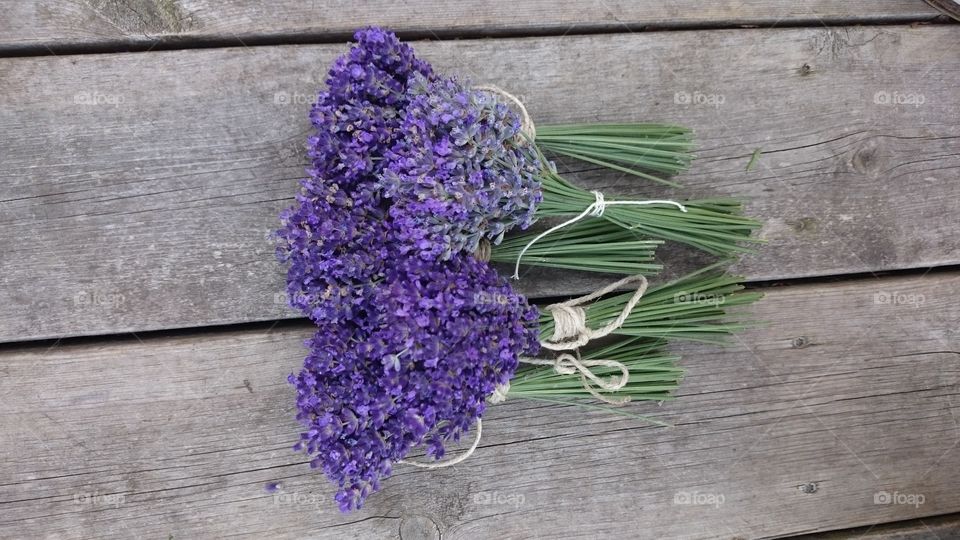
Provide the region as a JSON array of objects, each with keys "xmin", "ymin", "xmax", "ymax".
[
  {"xmin": 507, "ymin": 337, "xmax": 682, "ymax": 420},
  {"xmin": 489, "ymin": 120, "xmax": 762, "ymax": 413},
  {"xmin": 489, "ymin": 219, "xmax": 662, "ymax": 275},
  {"xmin": 507, "ymin": 265, "xmax": 761, "ymax": 407},
  {"xmin": 477, "ymin": 123, "xmax": 760, "ymax": 276},
  {"xmin": 535, "ymin": 123, "xmax": 694, "ymax": 188},
  {"xmin": 536, "ymin": 171, "xmax": 760, "ymax": 256}
]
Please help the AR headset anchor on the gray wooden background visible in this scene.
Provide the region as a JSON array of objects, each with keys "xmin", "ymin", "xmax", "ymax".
[{"xmin": 1, "ymin": 1, "xmax": 958, "ymax": 539}]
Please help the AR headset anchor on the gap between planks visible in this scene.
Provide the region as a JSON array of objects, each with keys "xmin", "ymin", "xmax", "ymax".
[{"xmin": 0, "ymin": 0, "xmax": 946, "ymax": 57}]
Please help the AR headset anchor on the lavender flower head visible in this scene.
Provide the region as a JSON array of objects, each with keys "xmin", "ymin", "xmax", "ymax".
[
  {"xmin": 276, "ymin": 27, "xmax": 433, "ymax": 323},
  {"xmin": 379, "ymin": 75, "xmax": 543, "ymax": 261},
  {"xmin": 290, "ymin": 253, "xmax": 540, "ymax": 512},
  {"xmin": 277, "ymin": 27, "xmax": 544, "ymax": 512},
  {"xmin": 308, "ymin": 27, "xmax": 434, "ymax": 187}
]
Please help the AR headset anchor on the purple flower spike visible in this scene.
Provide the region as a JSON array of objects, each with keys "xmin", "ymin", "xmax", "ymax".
[
  {"xmin": 290, "ymin": 254, "xmax": 540, "ymax": 512},
  {"xmin": 380, "ymin": 75, "xmax": 543, "ymax": 261},
  {"xmin": 276, "ymin": 27, "xmax": 543, "ymax": 512},
  {"xmin": 276, "ymin": 27, "xmax": 433, "ymax": 324}
]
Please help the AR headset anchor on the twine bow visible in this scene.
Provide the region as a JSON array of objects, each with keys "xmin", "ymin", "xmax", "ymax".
[{"xmin": 490, "ymin": 351, "xmax": 631, "ymax": 406}]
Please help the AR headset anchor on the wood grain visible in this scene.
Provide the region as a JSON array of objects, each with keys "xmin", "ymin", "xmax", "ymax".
[
  {"xmin": 796, "ymin": 512, "xmax": 960, "ymax": 539},
  {"xmin": 1, "ymin": 272, "xmax": 958, "ymax": 539},
  {"xmin": 2, "ymin": 26, "xmax": 959, "ymax": 342},
  {"xmin": 0, "ymin": 0, "xmax": 942, "ymax": 53}
]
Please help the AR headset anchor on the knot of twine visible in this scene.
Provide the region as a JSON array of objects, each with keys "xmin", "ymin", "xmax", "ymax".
[
  {"xmin": 490, "ymin": 350, "xmax": 631, "ymax": 406},
  {"xmin": 473, "ymin": 84, "xmax": 536, "ymax": 141},
  {"xmin": 512, "ymin": 191, "xmax": 687, "ymax": 279},
  {"xmin": 491, "ymin": 274, "xmax": 648, "ymax": 407},
  {"xmin": 488, "ymin": 382, "xmax": 511, "ymax": 404}
]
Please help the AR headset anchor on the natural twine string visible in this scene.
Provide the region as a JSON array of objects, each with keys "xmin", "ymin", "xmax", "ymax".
[
  {"xmin": 472, "ymin": 84, "xmax": 536, "ymax": 141},
  {"xmin": 512, "ymin": 191, "xmax": 687, "ymax": 279},
  {"xmin": 400, "ymin": 419, "xmax": 483, "ymax": 469},
  {"xmin": 489, "ymin": 351, "xmax": 631, "ymax": 406},
  {"xmin": 490, "ymin": 274, "xmax": 648, "ymax": 406}
]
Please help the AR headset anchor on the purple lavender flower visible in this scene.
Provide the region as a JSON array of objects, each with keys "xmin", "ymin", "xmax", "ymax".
[
  {"xmin": 380, "ymin": 75, "xmax": 543, "ymax": 261},
  {"xmin": 307, "ymin": 28, "xmax": 433, "ymax": 188},
  {"xmin": 290, "ymin": 253, "xmax": 540, "ymax": 512},
  {"xmin": 276, "ymin": 27, "xmax": 433, "ymax": 323},
  {"xmin": 277, "ymin": 27, "xmax": 544, "ymax": 512}
]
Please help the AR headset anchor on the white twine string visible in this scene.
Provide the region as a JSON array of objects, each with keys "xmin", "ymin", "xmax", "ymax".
[
  {"xmin": 399, "ymin": 419, "xmax": 483, "ymax": 469},
  {"xmin": 473, "ymin": 84, "xmax": 536, "ymax": 141},
  {"xmin": 513, "ymin": 191, "xmax": 687, "ymax": 279}
]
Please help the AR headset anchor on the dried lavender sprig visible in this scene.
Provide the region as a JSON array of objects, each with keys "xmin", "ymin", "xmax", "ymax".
[{"xmin": 379, "ymin": 74, "xmax": 542, "ymax": 261}]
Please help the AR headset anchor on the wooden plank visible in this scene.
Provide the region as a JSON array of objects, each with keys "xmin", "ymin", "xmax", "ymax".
[
  {"xmin": 797, "ymin": 513, "xmax": 960, "ymax": 539},
  {"xmin": 1, "ymin": 272, "xmax": 958, "ymax": 538},
  {"xmin": 0, "ymin": 1, "xmax": 942, "ymax": 53},
  {"xmin": 2, "ymin": 27, "xmax": 959, "ymax": 342}
]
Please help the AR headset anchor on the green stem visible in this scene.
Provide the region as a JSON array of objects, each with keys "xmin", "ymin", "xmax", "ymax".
[
  {"xmin": 536, "ymin": 123, "xmax": 695, "ymax": 187},
  {"xmin": 534, "ymin": 168, "xmax": 763, "ymax": 256},
  {"xmin": 489, "ymin": 219, "xmax": 663, "ymax": 275}
]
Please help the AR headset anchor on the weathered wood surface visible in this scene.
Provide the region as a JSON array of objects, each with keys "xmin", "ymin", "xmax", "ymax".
[
  {"xmin": 0, "ymin": 1, "xmax": 943, "ymax": 53},
  {"xmin": 1, "ymin": 26, "xmax": 958, "ymax": 342},
  {"xmin": 1, "ymin": 272, "xmax": 958, "ymax": 539},
  {"xmin": 797, "ymin": 513, "xmax": 960, "ymax": 539}
]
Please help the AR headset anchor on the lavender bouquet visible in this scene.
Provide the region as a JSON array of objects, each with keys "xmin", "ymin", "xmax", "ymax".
[{"xmin": 276, "ymin": 28, "xmax": 762, "ymax": 511}]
